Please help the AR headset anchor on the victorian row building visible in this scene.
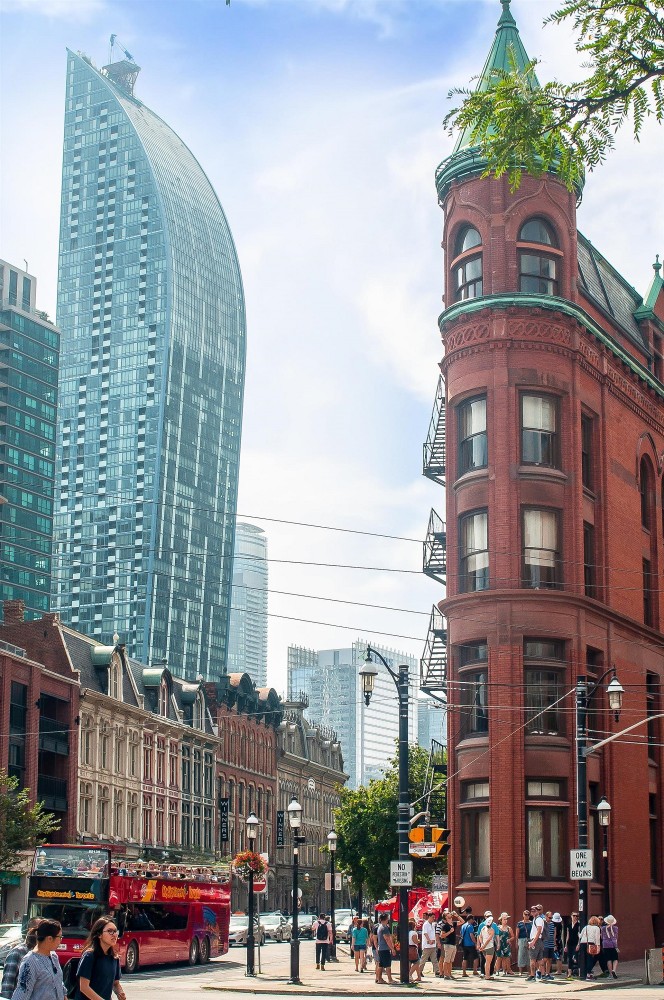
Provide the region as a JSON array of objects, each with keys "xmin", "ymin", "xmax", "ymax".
[{"xmin": 0, "ymin": 600, "xmax": 346, "ymax": 917}]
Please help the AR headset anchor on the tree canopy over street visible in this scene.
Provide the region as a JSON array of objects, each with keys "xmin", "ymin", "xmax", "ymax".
[
  {"xmin": 334, "ymin": 743, "xmax": 446, "ymax": 902},
  {"xmin": 445, "ymin": 0, "xmax": 664, "ymax": 190},
  {"xmin": 0, "ymin": 769, "xmax": 59, "ymax": 874}
]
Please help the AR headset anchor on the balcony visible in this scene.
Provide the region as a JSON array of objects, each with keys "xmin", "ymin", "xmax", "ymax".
[
  {"xmin": 420, "ymin": 605, "xmax": 447, "ymax": 693},
  {"xmin": 37, "ymin": 775, "xmax": 68, "ymax": 812},
  {"xmin": 423, "ymin": 508, "xmax": 447, "ymax": 584},
  {"xmin": 39, "ymin": 716, "xmax": 69, "ymax": 755},
  {"xmin": 423, "ymin": 375, "xmax": 446, "ymax": 485}
]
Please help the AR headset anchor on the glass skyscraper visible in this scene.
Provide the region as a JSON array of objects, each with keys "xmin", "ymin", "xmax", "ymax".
[
  {"xmin": 0, "ymin": 261, "xmax": 59, "ymax": 619},
  {"xmin": 53, "ymin": 50, "xmax": 246, "ymax": 679},
  {"xmin": 287, "ymin": 640, "xmax": 419, "ymax": 788},
  {"xmin": 227, "ymin": 522, "xmax": 268, "ymax": 686}
]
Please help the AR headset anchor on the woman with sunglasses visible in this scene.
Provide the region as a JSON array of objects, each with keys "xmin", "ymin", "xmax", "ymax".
[{"xmin": 76, "ymin": 918, "xmax": 125, "ymax": 1000}]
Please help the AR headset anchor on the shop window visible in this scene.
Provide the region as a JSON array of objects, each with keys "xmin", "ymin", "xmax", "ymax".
[
  {"xmin": 522, "ymin": 508, "xmax": 561, "ymax": 589},
  {"xmin": 521, "ymin": 394, "xmax": 559, "ymax": 467},
  {"xmin": 526, "ymin": 807, "xmax": 565, "ymax": 878},
  {"xmin": 461, "ymin": 808, "xmax": 490, "ymax": 880},
  {"xmin": 458, "ymin": 396, "xmax": 487, "ymax": 475},
  {"xmin": 519, "ymin": 218, "xmax": 559, "ymax": 295},
  {"xmin": 459, "ymin": 510, "xmax": 489, "ymax": 592}
]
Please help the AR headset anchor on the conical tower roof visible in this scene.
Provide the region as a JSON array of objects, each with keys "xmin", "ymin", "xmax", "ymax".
[
  {"xmin": 453, "ymin": 0, "xmax": 538, "ymax": 153},
  {"xmin": 435, "ymin": 0, "xmax": 580, "ymax": 200}
]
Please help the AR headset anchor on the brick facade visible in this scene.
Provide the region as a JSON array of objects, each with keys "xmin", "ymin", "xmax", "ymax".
[{"xmin": 433, "ymin": 14, "xmax": 664, "ymax": 959}]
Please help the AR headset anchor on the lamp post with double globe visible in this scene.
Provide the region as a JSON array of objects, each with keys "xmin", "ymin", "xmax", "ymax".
[
  {"xmin": 597, "ymin": 796, "xmax": 611, "ymax": 916},
  {"xmin": 245, "ymin": 811, "xmax": 259, "ymax": 977},
  {"xmin": 288, "ymin": 796, "xmax": 304, "ymax": 985}
]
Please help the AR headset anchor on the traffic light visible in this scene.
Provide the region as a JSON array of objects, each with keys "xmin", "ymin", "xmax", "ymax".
[{"xmin": 408, "ymin": 825, "xmax": 451, "ymax": 858}]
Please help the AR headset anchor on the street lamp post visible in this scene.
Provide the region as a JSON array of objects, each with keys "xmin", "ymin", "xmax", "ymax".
[
  {"xmin": 360, "ymin": 645, "xmax": 410, "ymax": 986},
  {"xmin": 597, "ymin": 796, "xmax": 611, "ymax": 916},
  {"xmin": 245, "ymin": 811, "xmax": 259, "ymax": 977},
  {"xmin": 288, "ymin": 796, "xmax": 304, "ymax": 985},
  {"xmin": 327, "ymin": 829, "xmax": 337, "ymax": 961},
  {"xmin": 576, "ymin": 670, "xmax": 623, "ymax": 931}
]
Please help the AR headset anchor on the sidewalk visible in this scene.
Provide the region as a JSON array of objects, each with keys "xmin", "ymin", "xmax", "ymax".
[{"xmin": 203, "ymin": 945, "xmax": 646, "ymax": 996}]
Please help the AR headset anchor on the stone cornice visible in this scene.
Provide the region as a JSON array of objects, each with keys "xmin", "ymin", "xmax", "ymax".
[{"xmin": 439, "ymin": 293, "xmax": 660, "ymax": 398}]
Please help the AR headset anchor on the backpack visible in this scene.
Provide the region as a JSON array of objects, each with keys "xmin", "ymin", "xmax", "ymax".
[
  {"xmin": 63, "ymin": 953, "xmax": 94, "ymax": 1000},
  {"xmin": 316, "ymin": 920, "xmax": 329, "ymax": 941}
]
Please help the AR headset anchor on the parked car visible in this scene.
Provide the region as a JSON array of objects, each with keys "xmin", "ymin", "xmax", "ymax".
[
  {"xmin": 0, "ymin": 924, "xmax": 23, "ymax": 966},
  {"xmin": 228, "ymin": 914, "xmax": 266, "ymax": 947},
  {"xmin": 335, "ymin": 914, "xmax": 355, "ymax": 942},
  {"xmin": 261, "ymin": 913, "xmax": 292, "ymax": 942}
]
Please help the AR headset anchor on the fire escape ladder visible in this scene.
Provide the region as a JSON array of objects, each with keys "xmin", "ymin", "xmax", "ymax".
[
  {"xmin": 423, "ymin": 375, "xmax": 446, "ymax": 485},
  {"xmin": 423, "ymin": 508, "xmax": 447, "ymax": 584},
  {"xmin": 420, "ymin": 605, "xmax": 448, "ymax": 693}
]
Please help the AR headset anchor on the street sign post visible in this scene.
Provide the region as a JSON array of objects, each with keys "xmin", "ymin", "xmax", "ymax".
[
  {"xmin": 408, "ymin": 843, "xmax": 436, "ymax": 857},
  {"xmin": 570, "ymin": 849, "xmax": 593, "ymax": 880},
  {"xmin": 390, "ymin": 860, "xmax": 413, "ymax": 886}
]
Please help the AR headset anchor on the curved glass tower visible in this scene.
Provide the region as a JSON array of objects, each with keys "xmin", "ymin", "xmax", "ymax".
[{"xmin": 53, "ymin": 50, "xmax": 246, "ymax": 679}]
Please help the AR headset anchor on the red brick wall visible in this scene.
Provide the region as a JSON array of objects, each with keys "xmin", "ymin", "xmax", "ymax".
[{"xmin": 439, "ymin": 171, "xmax": 664, "ymax": 957}]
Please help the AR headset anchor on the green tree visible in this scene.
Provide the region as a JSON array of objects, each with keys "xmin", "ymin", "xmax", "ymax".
[
  {"xmin": 334, "ymin": 743, "xmax": 446, "ymax": 902},
  {"xmin": 445, "ymin": 0, "xmax": 664, "ymax": 190},
  {"xmin": 0, "ymin": 770, "xmax": 59, "ymax": 874}
]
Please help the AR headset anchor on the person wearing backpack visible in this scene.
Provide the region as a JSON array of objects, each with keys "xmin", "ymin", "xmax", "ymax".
[
  {"xmin": 311, "ymin": 913, "xmax": 330, "ymax": 971},
  {"xmin": 72, "ymin": 917, "xmax": 124, "ymax": 1000}
]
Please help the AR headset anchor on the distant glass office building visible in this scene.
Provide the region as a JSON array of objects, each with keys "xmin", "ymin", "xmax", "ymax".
[
  {"xmin": 227, "ymin": 522, "xmax": 268, "ymax": 686},
  {"xmin": 53, "ymin": 51, "xmax": 246, "ymax": 679},
  {"xmin": 417, "ymin": 697, "xmax": 447, "ymax": 750},
  {"xmin": 0, "ymin": 261, "xmax": 59, "ymax": 619},
  {"xmin": 287, "ymin": 640, "xmax": 419, "ymax": 788}
]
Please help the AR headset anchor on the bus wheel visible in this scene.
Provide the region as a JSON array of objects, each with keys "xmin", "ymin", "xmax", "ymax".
[
  {"xmin": 188, "ymin": 937, "xmax": 200, "ymax": 966},
  {"xmin": 199, "ymin": 936, "xmax": 210, "ymax": 964},
  {"xmin": 125, "ymin": 942, "xmax": 139, "ymax": 974}
]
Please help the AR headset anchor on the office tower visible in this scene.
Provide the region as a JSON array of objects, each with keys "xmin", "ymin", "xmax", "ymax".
[
  {"xmin": 287, "ymin": 640, "xmax": 419, "ymax": 788},
  {"xmin": 227, "ymin": 522, "xmax": 268, "ymax": 685},
  {"xmin": 0, "ymin": 261, "xmax": 59, "ymax": 619},
  {"xmin": 53, "ymin": 49, "xmax": 246, "ymax": 679},
  {"xmin": 417, "ymin": 697, "xmax": 447, "ymax": 750}
]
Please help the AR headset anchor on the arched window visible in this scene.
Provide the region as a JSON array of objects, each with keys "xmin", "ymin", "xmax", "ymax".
[
  {"xmin": 640, "ymin": 456, "xmax": 654, "ymax": 530},
  {"xmin": 519, "ymin": 218, "xmax": 559, "ymax": 295},
  {"xmin": 159, "ymin": 679, "xmax": 169, "ymax": 717},
  {"xmin": 452, "ymin": 225, "xmax": 483, "ymax": 302},
  {"xmin": 109, "ymin": 656, "xmax": 121, "ymax": 700},
  {"xmin": 192, "ymin": 690, "xmax": 205, "ymax": 730}
]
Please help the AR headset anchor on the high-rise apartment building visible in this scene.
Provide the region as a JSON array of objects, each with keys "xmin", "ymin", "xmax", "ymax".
[
  {"xmin": 0, "ymin": 261, "xmax": 59, "ymax": 619},
  {"xmin": 227, "ymin": 522, "xmax": 268, "ymax": 685},
  {"xmin": 53, "ymin": 50, "xmax": 246, "ymax": 679},
  {"xmin": 287, "ymin": 640, "xmax": 419, "ymax": 788}
]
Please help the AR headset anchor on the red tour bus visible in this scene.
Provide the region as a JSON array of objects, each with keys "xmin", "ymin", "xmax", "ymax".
[{"xmin": 27, "ymin": 845, "xmax": 231, "ymax": 972}]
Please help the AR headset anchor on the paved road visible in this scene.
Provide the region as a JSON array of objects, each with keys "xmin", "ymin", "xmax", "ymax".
[{"xmin": 120, "ymin": 941, "xmax": 656, "ymax": 1000}]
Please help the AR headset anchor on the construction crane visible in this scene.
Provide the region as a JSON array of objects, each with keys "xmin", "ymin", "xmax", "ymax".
[{"xmin": 109, "ymin": 35, "xmax": 136, "ymax": 65}]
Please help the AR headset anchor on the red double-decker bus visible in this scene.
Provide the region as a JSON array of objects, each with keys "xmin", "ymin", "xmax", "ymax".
[{"xmin": 27, "ymin": 845, "xmax": 231, "ymax": 972}]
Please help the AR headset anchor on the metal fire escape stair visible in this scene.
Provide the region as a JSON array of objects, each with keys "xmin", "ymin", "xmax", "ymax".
[
  {"xmin": 420, "ymin": 605, "xmax": 448, "ymax": 694},
  {"xmin": 423, "ymin": 375, "xmax": 446, "ymax": 485},
  {"xmin": 423, "ymin": 508, "xmax": 446, "ymax": 584}
]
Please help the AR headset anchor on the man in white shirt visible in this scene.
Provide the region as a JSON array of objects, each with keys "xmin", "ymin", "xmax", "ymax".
[
  {"xmin": 419, "ymin": 911, "xmax": 437, "ymax": 976},
  {"xmin": 527, "ymin": 904, "xmax": 546, "ymax": 981}
]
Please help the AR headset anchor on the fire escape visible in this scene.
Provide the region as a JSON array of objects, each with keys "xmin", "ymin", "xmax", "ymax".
[{"xmin": 421, "ymin": 375, "xmax": 448, "ymax": 696}]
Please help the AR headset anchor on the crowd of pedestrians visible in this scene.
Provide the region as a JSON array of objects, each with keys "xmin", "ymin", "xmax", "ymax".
[{"xmin": 356, "ymin": 904, "xmax": 621, "ymax": 985}]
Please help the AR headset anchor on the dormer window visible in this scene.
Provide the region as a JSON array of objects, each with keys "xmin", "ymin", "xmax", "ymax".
[
  {"xmin": 453, "ymin": 225, "xmax": 483, "ymax": 302},
  {"xmin": 159, "ymin": 679, "xmax": 169, "ymax": 717},
  {"xmin": 109, "ymin": 656, "xmax": 121, "ymax": 700},
  {"xmin": 192, "ymin": 691, "xmax": 205, "ymax": 730},
  {"xmin": 518, "ymin": 218, "xmax": 559, "ymax": 295}
]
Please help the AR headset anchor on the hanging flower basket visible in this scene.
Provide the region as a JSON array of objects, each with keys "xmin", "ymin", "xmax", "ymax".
[{"xmin": 232, "ymin": 850, "xmax": 267, "ymax": 883}]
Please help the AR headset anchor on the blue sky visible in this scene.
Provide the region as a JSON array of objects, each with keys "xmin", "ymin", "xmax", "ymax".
[{"xmin": 1, "ymin": 0, "xmax": 662, "ymax": 691}]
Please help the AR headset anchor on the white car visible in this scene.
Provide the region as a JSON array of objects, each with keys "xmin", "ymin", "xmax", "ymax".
[
  {"xmin": 228, "ymin": 914, "xmax": 265, "ymax": 947},
  {"xmin": 261, "ymin": 913, "xmax": 292, "ymax": 942},
  {"xmin": 0, "ymin": 924, "xmax": 23, "ymax": 966}
]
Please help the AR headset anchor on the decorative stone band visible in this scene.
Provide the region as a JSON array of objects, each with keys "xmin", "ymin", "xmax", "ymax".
[{"xmin": 439, "ymin": 293, "xmax": 664, "ymax": 405}]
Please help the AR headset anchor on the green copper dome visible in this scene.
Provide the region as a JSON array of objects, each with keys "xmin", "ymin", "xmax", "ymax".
[{"xmin": 436, "ymin": 0, "xmax": 581, "ymax": 199}]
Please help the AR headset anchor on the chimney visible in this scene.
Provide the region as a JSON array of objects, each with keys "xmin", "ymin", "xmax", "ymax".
[{"xmin": 2, "ymin": 600, "xmax": 25, "ymax": 625}]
